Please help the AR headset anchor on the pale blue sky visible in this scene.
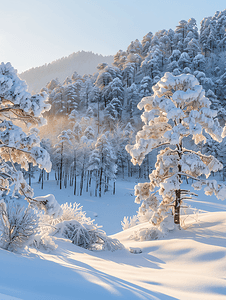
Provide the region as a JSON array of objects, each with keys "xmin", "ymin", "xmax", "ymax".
[{"xmin": 1, "ymin": 0, "xmax": 225, "ymax": 73}]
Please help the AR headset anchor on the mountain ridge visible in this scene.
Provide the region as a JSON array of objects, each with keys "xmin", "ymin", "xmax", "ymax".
[{"xmin": 19, "ymin": 50, "xmax": 114, "ymax": 93}]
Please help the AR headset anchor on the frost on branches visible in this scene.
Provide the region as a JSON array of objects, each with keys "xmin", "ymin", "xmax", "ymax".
[
  {"xmin": 126, "ymin": 72, "xmax": 226, "ymax": 229},
  {"xmin": 0, "ymin": 62, "xmax": 51, "ymax": 207}
]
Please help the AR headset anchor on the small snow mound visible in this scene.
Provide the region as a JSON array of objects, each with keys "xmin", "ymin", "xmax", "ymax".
[{"xmin": 129, "ymin": 247, "xmax": 142, "ymax": 254}]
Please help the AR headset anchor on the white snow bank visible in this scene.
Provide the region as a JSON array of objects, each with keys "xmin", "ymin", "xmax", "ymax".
[{"xmin": 1, "ymin": 211, "xmax": 226, "ymax": 300}]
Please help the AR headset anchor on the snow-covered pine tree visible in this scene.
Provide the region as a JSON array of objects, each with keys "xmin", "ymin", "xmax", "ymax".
[
  {"xmin": 126, "ymin": 72, "xmax": 226, "ymax": 227},
  {"xmin": 88, "ymin": 134, "xmax": 116, "ymax": 197},
  {"xmin": 54, "ymin": 130, "xmax": 73, "ymax": 189},
  {"xmin": 0, "ymin": 62, "xmax": 51, "ymax": 205}
]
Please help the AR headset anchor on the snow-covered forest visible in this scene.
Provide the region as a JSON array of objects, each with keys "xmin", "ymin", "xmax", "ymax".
[
  {"xmin": 34, "ymin": 9, "xmax": 226, "ymax": 203},
  {"xmin": 1, "ymin": 8, "xmax": 226, "ymax": 300}
]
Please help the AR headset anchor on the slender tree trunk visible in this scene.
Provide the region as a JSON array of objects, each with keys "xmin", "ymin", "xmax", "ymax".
[
  {"xmin": 38, "ymin": 170, "xmax": 42, "ymax": 183},
  {"xmin": 127, "ymin": 158, "xmax": 130, "ymax": 177},
  {"xmin": 28, "ymin": 163, "xmax": 32, "ymax": 186},
  {"xmin": 174, "ymin": 139, "xmax": 182, "ymax": 225},
  {"xmin": 41, "ymin": 169, "xmax": 44, "ymax": 189},
  {"xmin": 55, "ymin": 171, "xmax": 58, "ymax": 184},
  {"xmin": 89, "ymin": 171, "xmax": 92, "ymax": 187},
  {"xmin": 174, "ymin": 189, "xmax": 181, "ymax": 224},
  {"xmin": 60, "ymin": 143, "xmax": 63, "ymax": 190},
  {"xmin": 99, "ymin": 167, "xmax": 103, "ymax": 197},
  {"xmin": 99, "ymin": 155, "xmax": 104, "ymax": 197},
  {"xmin": 95, "ymin": 171, "xmax": 98, "ymax": 197},
  {"xmin": 58, "ymin": 167, "xmax": 60, "ymax": 184},
  {"xmin": 113, "ymin": 181, "xmax": 116, "ymax": 195},
  {"xmin": 86, "ymin": 171, "xmax": 89, "ymax": 192},
  {"xmin": 64, "ymin": 171, "xmax": 67, "ymax": 188},
  {"xmin": 138, "ymin": 166, "xmax": 142, "ymax": 178},
  {"xmin": 80, "ymin": 164, "xmax": 84, "ymax": 196},
  {"xmin": 74, "ymin": 152, "xmax": 77, "ymax": 196}
]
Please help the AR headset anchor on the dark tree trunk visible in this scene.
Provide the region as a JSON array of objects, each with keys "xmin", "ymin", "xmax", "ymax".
[
  {"xmin": 28, "ymin": 163, "xmax": 32, "ymax": 186},
  {"xmin": 138, "ymin": 166, "xmax": 142, "ymax": 178},
  {"xmin": 64, "ymin": 172, "xmax": 67, "ymax": 188},
  {"xmin": 174, "ymin": 189, "xmax": 181, "ymax": 224},
  {"xmin": 89, "ymin": 172, "xmax": 92, "ymax": 187},
  {"xmin": 60, "ymin": 143, "xmax": 63, "ymax": 190},
  {"xmin": 99, "ymin": 167, "xmax": 103, "ymax": 197},
  {"xmin": 174, "ymin": 138, "xmax": 182, "ymax": 224},
  {"xmin": 41, "ymin": 169, "xmax": 44, "ymax": 189},
  {"xmin": 95, "ymin": 171, "xmax": 98, "ymax": 197},
  {"xmin": 99, "ymin": 154, "xmax": 104, "ymax": 197},
  {"xmin": 73, "ymin": 152, "xmax": 77, "ymax": 196},
  {"xmin": 86, "ymin": 171, "xmax": 89, "ymax": 192},
  {"xmin": 113, "ymin": 181, "xmax": 116, "ymax": 195},
  {"xmin": 80, "ymin": 164, "xmax": 84, "ymax": 196}
]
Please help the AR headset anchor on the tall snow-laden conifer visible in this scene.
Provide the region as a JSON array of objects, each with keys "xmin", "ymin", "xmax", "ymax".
[
  {"xmin": 126, "ymin": 72, "xmax": 226, "ymax": 227},
  {"xmin": 0, "ymin": 62, "xmax": 51, "ymax": 204}
]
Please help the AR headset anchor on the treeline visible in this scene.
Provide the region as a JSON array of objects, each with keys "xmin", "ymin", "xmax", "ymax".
[{"xmin": 30, "ymin": 9, "xmax": 226, "ymax": 193}]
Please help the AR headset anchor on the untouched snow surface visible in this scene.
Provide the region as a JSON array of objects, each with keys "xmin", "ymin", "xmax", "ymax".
[{"xmin": 0, "ymin": 175, "xmax": 226, "ymax": 300}]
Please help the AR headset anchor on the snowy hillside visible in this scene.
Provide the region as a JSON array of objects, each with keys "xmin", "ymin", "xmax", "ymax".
[
  {"xmin": 19, "ymin": 51, "xmax": 113, "ymax": 93},
  {"xmin": 1, "ymin": 176, "xmax": 226, "ymax": 300}
]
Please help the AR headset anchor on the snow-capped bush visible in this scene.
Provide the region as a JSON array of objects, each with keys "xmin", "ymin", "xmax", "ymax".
[
  {"xmin": 36, "ymin": 200, "xmax": 123, "ymax": 251},
  {"xmin": 121, "ymin": 215, "xmax": 138, "ymax": 230},
  {"xmin": 131, "ymin": 227, "xmax": 161, "ymax": 241},
  {"xmin": 53, "ymin": 219, "xmax": 122, "ymax": 251},
  {"xmin": 55, "ymin": 202, "xmax": 92, "ymax": 225},
  {"xmin": 33, "ymin": 194, "xmax": 63, "ymax": 218},
  {"xmin": 32, "ymin": 234, "xmax": 57, "ymax": 252},
  {"xmin": 0, "ymin": 201, "xmax": 38, "ymax": 251}
]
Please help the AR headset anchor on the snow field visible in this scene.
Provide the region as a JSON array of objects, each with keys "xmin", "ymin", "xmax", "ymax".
[{"xmin": 1, "ymin": 176, "xmax": 226, "ymax": 300}]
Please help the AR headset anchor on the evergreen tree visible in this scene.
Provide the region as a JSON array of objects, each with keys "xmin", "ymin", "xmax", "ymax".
[
  {"xmin": 127, "ymin": 72, "xmax": 226, "ymax": 229},
  {"xmin": 127, "ymin": 83, "xmax": 139, "ymax": 122},
  {"xmin": 139, "ymin": 76, "xmax": 152, "ymax": 97}
]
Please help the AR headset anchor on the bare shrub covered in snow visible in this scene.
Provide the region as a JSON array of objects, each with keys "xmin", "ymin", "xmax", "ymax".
[
  {"xmin": 126, "ymin": 72, "xmax": 226, "ymax": 237},
  {"xmin": 54, "ymin": 220, "xmax": 123, "ymax": 251},
  {"xmin": 0, "ymin": 200, "xmax": 38, "ymax": 251},
  {"xmin": 36, "ymin": 199, "xmax": 123, "ymax": 251}
]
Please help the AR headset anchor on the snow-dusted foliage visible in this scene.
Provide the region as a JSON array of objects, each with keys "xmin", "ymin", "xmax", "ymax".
[
  {"xmin": 36, "ymin": 200, "xmax": 123, "ymax": 251},
  {"xmin": 0, "ymin": 62, "xmax": 52, "ymax": 207},
  {"xmin": 0, "ymin": 201, "xmax": 38, "ymax": 251},
  {"xmin": 33, "ymin": 194, "xmax": 63, "ymax": 218},
  {"xmin": 54, "ymin": 220, "xmax": 122, "ymax": 251},
  {"xmin": 126, "ymin": 72, "xmax": 226, "ymax": 232}
]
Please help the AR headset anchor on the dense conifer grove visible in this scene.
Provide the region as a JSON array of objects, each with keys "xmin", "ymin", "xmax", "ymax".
[{"xmin": 31, "ymin": 9, "xmax": 226, "ymax": 199}]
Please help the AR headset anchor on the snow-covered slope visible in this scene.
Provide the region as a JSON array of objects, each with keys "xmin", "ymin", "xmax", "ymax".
[
  {"xmin": 1, "ymin": 177, "xmax": 226, "ymax": 300},
  {"xmin": 19, "ymin": 51, "xmax": 113, "ymax": 93},
  {"xmin": 1, "ymin": 211, "xmax": 225, "ymax": 300}
]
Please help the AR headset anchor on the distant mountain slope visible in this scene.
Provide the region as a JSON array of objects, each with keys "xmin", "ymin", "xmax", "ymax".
[{"xmin": 19, "ymin": 51, "xmax": 114, "ymax": 93}]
